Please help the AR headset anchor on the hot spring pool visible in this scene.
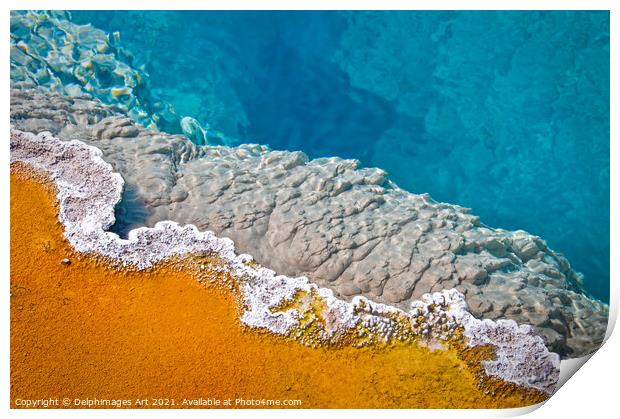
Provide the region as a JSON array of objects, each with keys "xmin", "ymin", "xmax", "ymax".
[{"xmin": 68, "ymin": 10, "xmax": 610, "ymax": 302}]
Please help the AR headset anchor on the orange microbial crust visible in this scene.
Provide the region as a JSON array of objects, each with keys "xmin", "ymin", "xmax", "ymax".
[{"xmin": 10, "ymin": 165, "xmax": 547, "ymax": 409}]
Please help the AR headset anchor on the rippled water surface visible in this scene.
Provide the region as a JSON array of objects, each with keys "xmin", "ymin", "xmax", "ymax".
[{"xmin": 70, "ymin": 10, "xmax": 610, "ymax": 301}]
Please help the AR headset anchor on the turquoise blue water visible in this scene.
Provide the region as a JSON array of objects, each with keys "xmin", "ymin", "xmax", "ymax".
[{"xmin": 70, "ymin": 11, "xmax": 610, "ymax": 302}]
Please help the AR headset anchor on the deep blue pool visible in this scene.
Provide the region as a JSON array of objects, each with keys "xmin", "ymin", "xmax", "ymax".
[{"xmin": 71, "ymin": 10, "xmax": 610, "ymax": 302}]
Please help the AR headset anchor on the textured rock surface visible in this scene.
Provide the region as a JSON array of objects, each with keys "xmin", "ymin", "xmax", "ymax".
[
  {"xmin": 10, "ymin": 11, "xmax": 160, "ymax": 129},
  {"xmin": 10, "ymin": 86, "xmax": 608, "ymax": 358},
  {"xmin": 10, "ymin": 129, "xmax": 561, "ymax": 394},
  {"xmin": 10, "ymin": 10, "xmax": 230, "ymax": 146}
]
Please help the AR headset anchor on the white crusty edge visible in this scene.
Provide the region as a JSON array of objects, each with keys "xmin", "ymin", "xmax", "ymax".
[{"xmin": 10, "ymin": 129, "xmax": 560, "ymax": 395}]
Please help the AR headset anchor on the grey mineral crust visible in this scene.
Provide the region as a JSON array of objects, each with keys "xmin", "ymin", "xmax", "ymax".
[
  {"xmin": 10, "ymin": 85, "xmax": 609, "ymax": 358},
  {"xmin": 9, "ymin": 129, "xmax": 561, "ymax": 394}
]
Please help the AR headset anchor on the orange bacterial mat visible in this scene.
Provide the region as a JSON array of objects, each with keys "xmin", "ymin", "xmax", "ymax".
[{"xmin": 10, "ymin": 166, "xmax": 545, "ymax": 408}]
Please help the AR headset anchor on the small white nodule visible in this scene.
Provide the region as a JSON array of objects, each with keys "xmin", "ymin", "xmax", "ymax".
[{"xmin": 180, "ymin": 116, "xmax": 208, "ymax": 146}]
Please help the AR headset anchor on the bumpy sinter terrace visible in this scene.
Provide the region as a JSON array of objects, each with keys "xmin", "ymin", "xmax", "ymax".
[{"xmin": 10, "ymin": 87, "xmax": 608, "ymax": 358}]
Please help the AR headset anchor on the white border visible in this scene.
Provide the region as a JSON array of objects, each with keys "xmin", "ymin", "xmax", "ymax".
[{"xmin": 2, "ymin": 1, "xmax": 617, "ymax": 418}]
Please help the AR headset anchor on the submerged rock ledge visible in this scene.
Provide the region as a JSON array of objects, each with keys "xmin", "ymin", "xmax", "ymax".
[
  {"xmin": 11, "ymin": 129, "xmax": 560, "ymax": 395},
  {"xmin": 10, "ymin": 86, "xmax": 608, "ymax": 358}
]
